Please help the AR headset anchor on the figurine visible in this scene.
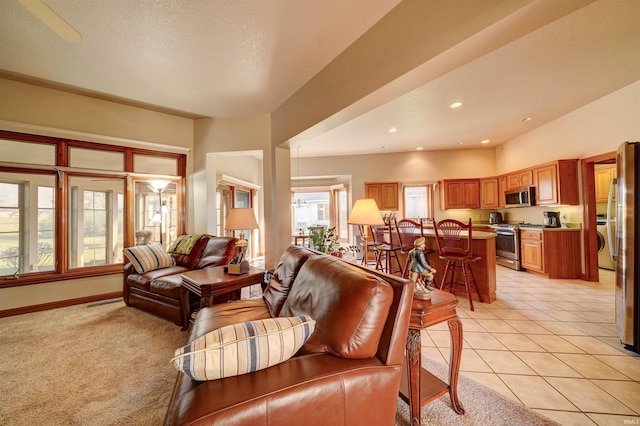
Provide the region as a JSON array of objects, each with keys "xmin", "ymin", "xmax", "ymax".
[{"xmin": 408, "ymin": 237, "xmax": 437, "ymax": 300}]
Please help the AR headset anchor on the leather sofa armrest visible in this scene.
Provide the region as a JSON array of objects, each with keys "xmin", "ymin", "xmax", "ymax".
[
  {"xmin": 122, "ymin": 262, "xmax": 136, "ymax": 305},
  {"xmin": 165, "ymin": 354, "xmax": 401, "ymax": 426}
]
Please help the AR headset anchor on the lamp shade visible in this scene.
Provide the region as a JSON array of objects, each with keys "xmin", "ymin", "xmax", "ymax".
[
  {"xmin": 225, "ymin": 208, "xmax": 259, "ymax": 230},
  {"xmin": 347, "ymin": 199, "xmax": 384, "ymax": 225}
]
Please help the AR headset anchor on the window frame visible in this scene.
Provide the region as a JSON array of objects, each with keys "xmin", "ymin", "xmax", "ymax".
[
  {"xmin": 402, "ymin": 183, "xmax": 435, "ymax": 220},
  {"xmin": 0, "ymin": 130, "xmax": 186, "ymax": 288}
]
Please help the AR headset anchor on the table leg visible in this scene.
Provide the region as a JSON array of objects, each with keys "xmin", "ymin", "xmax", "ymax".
[
  {"xmin": 447, "ymin": 316, "xmax": 465, "ymax": 414},
  {"xmin": 405, "ymin": 328, "xmax": 422, "ymax": 426},
  {"xmin": 179, "ymin": 287, "xmax": 190, "ymax": 331}
]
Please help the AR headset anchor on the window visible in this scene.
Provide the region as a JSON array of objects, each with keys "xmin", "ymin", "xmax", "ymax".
[
  {"xmin": 0, "ymin": 174, "xmax": 57, "ymax": 276},
  {"xmin": 403, "ymin": 184, "xmax": 435, "ymax": 220},
  {"xmin": 0, "ymin": 130, "xmax": 186, "ymax": 285},
  {"xmin": 68, "ymin": 176, "xmax": 124, "ymax": 268},
  {"xmin": 291, "ymin": 191, "xmax": 330, "ymax": 233}
]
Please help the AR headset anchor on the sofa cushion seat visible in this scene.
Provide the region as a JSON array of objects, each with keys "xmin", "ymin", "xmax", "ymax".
[{"xmin": 150, "ymin": 273, "xmax": 188, "ymax": 299}]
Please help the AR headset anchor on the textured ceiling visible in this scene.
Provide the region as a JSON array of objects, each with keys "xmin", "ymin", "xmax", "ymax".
[{"xmin": 0, "ymin": 0, "xmax": 638, "ymax": 157}]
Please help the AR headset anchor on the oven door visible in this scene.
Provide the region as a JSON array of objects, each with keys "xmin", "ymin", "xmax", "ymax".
[{"xmin": 495, "ymin": 230, "xmax": 521, "ymax": 270}]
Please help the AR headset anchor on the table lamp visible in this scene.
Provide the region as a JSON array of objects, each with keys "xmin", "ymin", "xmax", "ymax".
[
  {"xmin": 347, "ymin": 199, "xmax": 384, "ymax": 264},
  {"xmin": 225, "ymin": 208, "xmax": 259, "ymax": 274}
]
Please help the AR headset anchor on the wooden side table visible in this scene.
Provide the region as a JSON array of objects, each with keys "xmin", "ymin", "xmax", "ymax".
[
  {"xmin": 399, "ymin": 289, "xmax": 464, "ymax": 425},
  {"xmin": 180, "ymin": 266, "xmax": 265, "ymax": 330}
]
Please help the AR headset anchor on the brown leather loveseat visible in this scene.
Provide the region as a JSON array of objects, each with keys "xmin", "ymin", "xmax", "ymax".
[
  {"xmin": 164, "ymin": 245, "xmax": 413, "ymax": 425},
  {"xmin": 123, "ymin": 235, "xmax": 237, "ymax": 329}
]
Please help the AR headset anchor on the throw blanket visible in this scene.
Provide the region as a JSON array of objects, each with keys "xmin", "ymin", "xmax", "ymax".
[{"xmin": 168, "ymin": 234, "xmax": 202, "ymax": 255}]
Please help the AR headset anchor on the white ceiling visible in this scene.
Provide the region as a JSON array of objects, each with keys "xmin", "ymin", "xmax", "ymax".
[{"xmin": 1, "ymin": 0, "xmax": 639, "ymax": 158}]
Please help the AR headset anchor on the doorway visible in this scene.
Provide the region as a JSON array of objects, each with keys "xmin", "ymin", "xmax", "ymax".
[{"xmin": 581, "ymin": 152, "xmax": 616, "ymax": 282}]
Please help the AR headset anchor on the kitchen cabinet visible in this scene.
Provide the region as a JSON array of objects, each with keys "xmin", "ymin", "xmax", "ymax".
[
  {"xmin": 498, "ymin": 175, "xmax": 507, "ymax": 208},
  {"xmin": 521, "ymin": 228, "xmax": 581, "ymax": 278},
  {"xmin": 365, "ymin": 182, "xmax": 399, "ymax": 211},
  {"xmin": 480, "ymin": 177, "xmax": 499, "ymax": 209},
  {"xmin": 506, "ymin": 170, "xmax": 533, "ymax": 190},
  {"xmin": 521, "ymin": 229, "xmax": 544, "ymax": 273},
  {"xmin": 595, "ymin": 164, "xmax": 616, "ymax": 203},
  {"xmin": 439, "ymin": 179, "xmax": 480, "ymax": 209},
  {"xmin": 533, "ymin": 160, "xmax": 579, "ymax": 206}
]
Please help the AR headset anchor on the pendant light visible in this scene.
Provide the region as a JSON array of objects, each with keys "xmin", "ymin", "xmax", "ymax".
[{"xmin": 291, "ymin": 145, "xmax": 308, "ymax": 208}]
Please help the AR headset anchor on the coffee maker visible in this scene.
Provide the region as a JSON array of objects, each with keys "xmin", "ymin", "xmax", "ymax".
[
  {"xmin": 543, "ymin": 211, "xmax": 561, "ymax": 228},
  {"xmin": 489, "ymin": 212, "xmax": 503, "ymax": 224}
]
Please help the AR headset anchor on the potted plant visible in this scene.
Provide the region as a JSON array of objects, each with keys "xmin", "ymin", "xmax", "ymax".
[{"xmin": 308, "ymin": 226, "xmax": 359, "ymax": 257}]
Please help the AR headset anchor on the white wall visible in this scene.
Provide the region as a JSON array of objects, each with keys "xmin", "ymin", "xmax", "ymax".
[{"xmin": 496, "ymin": 81, "xmax": 640, "ymax": 174}]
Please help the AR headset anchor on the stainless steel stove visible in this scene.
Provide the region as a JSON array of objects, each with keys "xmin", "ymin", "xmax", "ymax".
[{"xmin": 491, "ymin": 223, "xmax": 546, "ymax": 270}]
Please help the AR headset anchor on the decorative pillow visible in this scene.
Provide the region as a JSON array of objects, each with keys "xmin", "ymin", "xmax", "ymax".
[
  {"xmin": 167, "ymin": 234, "xmax": 202, "ymax": 255},
  {"xmin": 123, "ymin": 244, "xmax": 174, "ymax": 274},
  {"xmin": 170, "ymin": 316, "xmax": 316, "ymax": 381}
]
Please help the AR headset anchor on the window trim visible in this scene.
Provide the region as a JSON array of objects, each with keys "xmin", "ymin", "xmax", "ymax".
[{"xmin": 0, "ymin": 130, "xmax": 186, "ymax": 288}]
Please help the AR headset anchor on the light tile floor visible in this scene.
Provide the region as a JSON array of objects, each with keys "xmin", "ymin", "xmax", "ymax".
[{"xmin": 423, "ymin": 267, "xmax": 640, "ymax": 426}]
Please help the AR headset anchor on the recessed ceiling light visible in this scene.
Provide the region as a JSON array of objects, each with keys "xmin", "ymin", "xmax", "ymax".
[
  {"xmin": 481, "ymin": 139, "xmax": 490, "ymax": 144},
  {"xmin": 521, "ymin": 117, "xmax": 532, "ymax": 122},
  {"xmin": 450, "ymin": 101, "xmax": 463, "ymax": 109},
  {"xmin": 457, "ymin": 142, "xmax": 464, "ymax": 145},
  {"xmin": 388, "ymin": 127, "xmax": 397, "ymax": 133},
  {"xmin": 381, "ymin": 146, "xmax": 387, "ymax": 149},
  {"xmin": 416, "ymin": 147, "xmax": 423, "ymax": 151}
]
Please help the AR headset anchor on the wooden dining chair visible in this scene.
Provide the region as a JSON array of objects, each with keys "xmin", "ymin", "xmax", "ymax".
[{"xmin": 433, "ymin": 218, "xmax": 482, "ymax": 311}]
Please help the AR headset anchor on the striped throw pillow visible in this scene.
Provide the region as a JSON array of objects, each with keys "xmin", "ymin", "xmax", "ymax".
[
  {"xmin": 123, "ymin": 243, "xmax": 174, "ymax": 273},
  {"xmin": 170, "ymin": 316, "xmax": 316, "ymax": 381}
]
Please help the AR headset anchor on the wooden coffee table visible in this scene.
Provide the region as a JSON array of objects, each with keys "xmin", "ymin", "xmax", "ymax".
[
  {"xmin": 180, "ymin": 265, "xmax": 265, "ymax": 330},
  {"xmin": 399, "ymin": 289, "xmax": 464, "ymax": 425}
]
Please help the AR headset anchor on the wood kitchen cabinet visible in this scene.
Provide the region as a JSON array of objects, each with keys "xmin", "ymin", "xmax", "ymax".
[
  {"xmin": 498, "ymin": 175, "xmax": 507, "ymax": 208},
  {"xmin": 521, "ymin": 229, "xmax": 544, "ymax": 273},
  {"xmin": 595, "ymin": 164, "xmax": 616, "ymax": 203},
  {"xmin": 480, "ymin": 177, "xmax": 499, "ymax": 209},
  {"xmin": 533, "ymin": 160, "xmax": 579, "ymax": 206},
  {"xmin": 439, "ymin": 179, "xmax": 480, "ymax": 209},
  {"xmin": 506, "ymin": 170, "xmax": 533, "ymax": 190},
  {"xmin": 365, "ymin": 182, "xmax": 399, "ymax": 211},
  {"xmin": 521, "ymin": 228, "xmax": 581, "ymax": 279}
]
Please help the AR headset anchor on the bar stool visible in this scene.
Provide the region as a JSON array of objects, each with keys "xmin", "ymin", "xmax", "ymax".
[
  {"xmin": 357, "ymin": 225, "xmax": 377, "ymax": 267},
  {"xmin": 433, "ymin": 218, "xmax": 482, "ymax": 311},
  {"xmin": 396, "ymin": 219, "xmax": 434, "ymax": 278},
  {"xmin": 370, "ymin": 222, "xmax": 402, "ymax": 275}
]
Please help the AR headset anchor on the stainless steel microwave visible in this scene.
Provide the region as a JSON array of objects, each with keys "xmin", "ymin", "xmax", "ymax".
[{"xmin": 504, "ymin": 186, "xmax": 535, "ymax": 208}]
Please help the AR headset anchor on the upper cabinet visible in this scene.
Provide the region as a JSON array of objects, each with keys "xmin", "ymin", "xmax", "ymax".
[
  {"xmin": 506, "ymin": 170, "xmax": 533, "ymax": 190},
  {"xmin": 440, "ymin": 179, "xmax": 480, "ymax": 210},
  {"xmin": 480, "ymin": 177, "xmax": 499, "ymax": 209},
  {"xmin": 365, "ymin": 182, "xmax": 399, "ymax": 211},
  {"xmin": 595, "ymin": 164, "xmax": 617, "ymax": 203},
  {"xmin": 533, "ymin": 160, "xmax": 579, "ymax": 206}
]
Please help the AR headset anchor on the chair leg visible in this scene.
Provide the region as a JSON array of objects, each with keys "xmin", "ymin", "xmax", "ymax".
[
  {"xmin": 461, "ymin": 263, "xmax": 475, "ymax": 312},
  {"xmin": 439, "ymin": 261, "xmax": 453, "ymax": 291},
  {"xmin": 402, "ymin": 255, "xmax": 410, "ymax": 278}
]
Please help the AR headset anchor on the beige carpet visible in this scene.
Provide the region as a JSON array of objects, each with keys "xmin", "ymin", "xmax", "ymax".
[{"xmin": 0, "ymin": 300, "xmax": 559, "ymax": 426}]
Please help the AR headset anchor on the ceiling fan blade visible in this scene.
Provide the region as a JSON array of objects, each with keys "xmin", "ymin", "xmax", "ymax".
[{"xmin": 18, "ymin": 0, "xmax": 82, "ymax": 43}]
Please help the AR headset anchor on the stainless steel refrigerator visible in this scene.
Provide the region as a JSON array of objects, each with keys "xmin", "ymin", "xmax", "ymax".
[{"xmin": 615, "ymin": 141, "xmax": 640, "ymax": 353}]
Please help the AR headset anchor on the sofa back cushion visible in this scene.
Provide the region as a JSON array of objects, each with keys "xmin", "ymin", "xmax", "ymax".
[
  {"xmin": 263, "ymin": 245, "xmax": 315, "ymax": 317},
  {"xmin": 279, "ymin": 255, "xmax": 393, "ymax": 359},
  {"xmin": 171, "ymin": 235, "xmax": 210, "ymax": 269},
  {"xmin": 195, "ymin": 236, "xmax": 238, "ymax": 269}
]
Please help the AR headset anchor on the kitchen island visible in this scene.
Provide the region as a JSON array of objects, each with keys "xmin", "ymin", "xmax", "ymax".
[{"xmin": 408, "ymin": 229, "xmax": 497, "ymax": 305}]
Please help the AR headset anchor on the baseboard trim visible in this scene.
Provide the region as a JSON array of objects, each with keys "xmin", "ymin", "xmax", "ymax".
[{"xmin": 0, "ymin": 292, "xmax": 123, "ymax": 318}]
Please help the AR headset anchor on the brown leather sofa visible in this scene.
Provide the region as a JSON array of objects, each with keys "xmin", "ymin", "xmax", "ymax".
[
  {"xmin": 123, "ymin": 235, "xmax": 237, "ymax": 329},
  {"xmin": 164, "ymin": 245, "xmax": 413, "ymax": 426}
]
